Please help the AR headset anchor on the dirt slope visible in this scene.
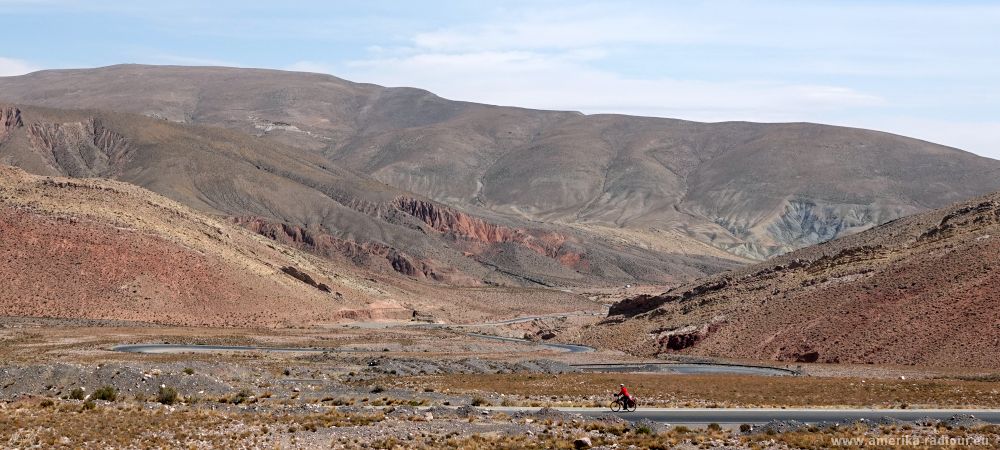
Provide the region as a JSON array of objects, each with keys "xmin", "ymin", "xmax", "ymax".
[
  {"xmin": 0, "ymin": 165, "xmax": 425, "ymax": 326},
  {"xmin": 580, "ymin": 192, "xmax": 1000, "ymax": 368},
  {"xmin": 2, "ymin": 65, "xmax": 998, "ymax": 261}
]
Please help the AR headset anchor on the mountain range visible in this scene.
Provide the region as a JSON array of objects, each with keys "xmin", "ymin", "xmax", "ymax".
[
  {"xmin": 0, "ymin": 65, "xmax": 1000, "ymax": 270},
  {"xmin": 2, "ymin": 64, "xmax": 999, "ymax": 297}
]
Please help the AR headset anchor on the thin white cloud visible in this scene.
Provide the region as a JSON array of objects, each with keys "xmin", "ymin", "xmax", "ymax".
[
  {"xmin": 0, "ymin": 56, "xmax": 39, "ymax": 76},
  {"xmin": 412, "ymin": 6, "xmax": 717, "ymax": 51},
  {"xmin": 336, "ymin": 50, "xmax": 884, "ymax": 119},
  {"xmin": 293, "ymin": 53, "xmax": 1000, "ymax": 160},
  {"xmin": 844, "ymin": 118, "xmax": 1000, "ymax": 161}
]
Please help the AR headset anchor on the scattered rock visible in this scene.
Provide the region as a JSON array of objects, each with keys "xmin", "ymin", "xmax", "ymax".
[
  {"xmin": 756, "ymin": 419, "xmax": 807, "ymax": 434},
  {"xmin": 942, "ymin": 414, "xmax": 986, "ymax": 428}
]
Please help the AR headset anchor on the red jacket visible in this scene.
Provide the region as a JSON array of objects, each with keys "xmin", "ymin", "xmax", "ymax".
[{"xmin": 618, "ymin": 386, "xmax": 629, "ymax": 397}]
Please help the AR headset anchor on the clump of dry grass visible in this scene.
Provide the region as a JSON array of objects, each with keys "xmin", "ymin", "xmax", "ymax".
[
  {"xmin": 0, "ymin": 399, "xmax": 386, "ymax": 448},
  {"xmin": 744, "ymin": 424, "xmax": 1000, "ymax": 450},
  {"xmin": 157, "ymin": 386, "xmax": 178, "ymax": 405},
  {"xmin": 371, "ymin": 425, "xmax": 729, "ymax": 450}
]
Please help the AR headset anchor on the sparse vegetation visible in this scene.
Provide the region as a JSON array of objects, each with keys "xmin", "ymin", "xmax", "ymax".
[
  {"xmin": 157, "ymin": 386, "xmax": 178, "ymax": 405},
  {"xmin": 229, "ymin": 388, "xmax": 254, "ymax": 405},
  {"xmin": 68, "ymin": 387, "xmax": 85, "ymax": 400},
  {"xmin": 92, "ymin": 386, "xmax": 117, "ymax": 402},
  {"xmin": 0, "ymin": 400, "xmax": 386, "ymax": 448}
]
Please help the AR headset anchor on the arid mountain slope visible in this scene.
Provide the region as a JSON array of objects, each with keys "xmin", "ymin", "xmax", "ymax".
[
  {"xmin": 0, "ymin": 104, "xmax": 735, "ymax": 288},
  {"xmin": 580, "ymin": 192, "xmax": 1000, "ymax": 368},
  {"xmin": 2, "ymin": 65, "xmax": 998, "ymax": 260},
  {"xmin": 0, "ymin": 164, "xmax": 597, "ymax": 325},
  {"xmin": 0, "ymin": 165, "xmax": 413, "ymax": 326}
]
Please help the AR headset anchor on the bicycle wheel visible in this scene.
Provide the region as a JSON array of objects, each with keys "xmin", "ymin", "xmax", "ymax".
[
  {"xmin": 627, "ymin": 401, "xmax": 637, "ymax": 412},
  {"xmin": 610, "ymin": 400, "xmax": 622, "ymax": 412}
]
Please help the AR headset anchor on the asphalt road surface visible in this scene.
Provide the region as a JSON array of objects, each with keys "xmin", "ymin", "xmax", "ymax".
[
  {"xmin": 572, "ymin": 362, "xmax": 795, "ymax": 376},
  {"xmin": 112, "ymin": 344, "xmax": 332, "ymax": 353},
  {"xmin": 464, "ymin": 332, "xmax": 595, "ymax": 353},
  {"xmin": 486, "ymin": 407, "xmax": 1000, "ymax": 425}
]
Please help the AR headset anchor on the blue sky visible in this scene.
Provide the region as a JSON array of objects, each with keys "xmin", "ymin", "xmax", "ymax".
[{"xmin": 1, "ymin": 0, "xmax": 998, "ymax": 158}]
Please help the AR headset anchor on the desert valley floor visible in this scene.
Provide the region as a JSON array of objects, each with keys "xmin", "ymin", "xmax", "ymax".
[{"xmin": 3, "ymin": 312, "xmax": 1000, "ymax": 449}]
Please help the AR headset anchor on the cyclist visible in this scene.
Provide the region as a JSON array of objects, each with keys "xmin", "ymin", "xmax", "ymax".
[{"xmin": 615, "ymin": 383, "xmax": 634, "ymax": 408}]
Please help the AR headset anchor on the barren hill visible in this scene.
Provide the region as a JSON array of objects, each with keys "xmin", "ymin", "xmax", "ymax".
[
  {"xmin": 0, "ymin": 164, "xmax": 599, "ymax": 325},
  {"xmin": 0, "ymin": 165, "xmax": 413, "ymax": 326},
  {"xmin": 0, "ymin": 104, "xmax": 733, "ymax": 289},
  {"xmin": 580, "ymin": 191, "xmax": 1000, "ymax": 368},
  {"xmin": 2, "ymin": 65, "xmax": 998, "ymax": 261}
]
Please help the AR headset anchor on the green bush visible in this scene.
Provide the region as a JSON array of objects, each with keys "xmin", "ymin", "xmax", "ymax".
[
  {"xmin": 471, "ymin": 396, "xmax": 490, "ymax": 407},
  {"xmin": 231, "ymin": 388, "xmax": 253, "ymax": 404},
  {"xmin": 707, "ymin": 423, "xmax": 722, "ymax": 431},
  {"xmin": 68, "ymin": 388, "xmax": 85, "ymax": 400},
  {"xmin": 92, "ymin": 386, "xmax": 117, "ymax": 402},
  {"xmin": 739, "ymin": 423, "xmax": 752, "ymax": 433},
  {"xmin": 182, "ymin": 367, "xmax": 195, "ymax": 375},
  {"xmin": 157, "ymin": 386, "xmax": 179, "ymax": 405}
]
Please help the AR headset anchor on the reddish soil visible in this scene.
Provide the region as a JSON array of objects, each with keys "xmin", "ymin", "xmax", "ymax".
[
  {"xmin": 0, "ymin": 165, "xmax": 600, "ymax": 326},
  {"xmin": 581, "ymin": 193, "xmax": 1000, "ymax": 369},
  {"xmin": 0, "ymin": 165, "xmax": 412, "ymax": 327}
]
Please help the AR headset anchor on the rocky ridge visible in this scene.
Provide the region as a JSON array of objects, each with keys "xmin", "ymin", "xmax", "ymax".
[{"xmin": 579, "ymin": 192, "xmax": 1000, "ymax": 368}]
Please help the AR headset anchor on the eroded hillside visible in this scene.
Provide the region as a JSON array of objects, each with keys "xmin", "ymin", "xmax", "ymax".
[
  {"xmin": 579, "ymin": 191, "xmax": 1000, "ymax": 368},
  {"xmin": 0, "ymin": 165, "xmax": 412, "ymax": 326}
]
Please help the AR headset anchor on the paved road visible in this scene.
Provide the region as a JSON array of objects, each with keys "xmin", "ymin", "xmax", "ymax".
[
  {"xmin": 457, "ymin": 311, "xmax": 604, "ymax": 326},
  {"xmin": 112, "ymin": 344, "xmax": 334, "ymax": 354},
  {"xmin": 465, "ymin": 333, "xmax": 595, "ymax": 353},
  {"xmin": 112, "ymin": 334, "xmax": 596, "ymax": 355},
  {"xmin": 485, "ymin": 407, "xmax": 1000, "ymax": 425},
  {"xmin": 573, "ymin": 362, "xmax": 795, "ymax": 376}
]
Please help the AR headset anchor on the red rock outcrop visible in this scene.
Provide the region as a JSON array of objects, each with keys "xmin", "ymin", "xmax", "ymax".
[
  {"xmin": 395, "ymin": 197, "xmax": 525, "ymax": 243},
  {"xmin": 394, "ymin": 197, "xmax": 587, "ymax": 270},
  {"xmin": 233, "ymin": 216, "xmax": 460, "ymax": 282},
  {"xmin": 281, "ymin": 266, "xmax": 332, "ymax": 292}
]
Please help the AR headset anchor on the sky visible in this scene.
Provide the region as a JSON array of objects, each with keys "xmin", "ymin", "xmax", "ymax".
[{"xmin": 1, "ymin": 0, "xmax": 998, "ymax": 158}]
